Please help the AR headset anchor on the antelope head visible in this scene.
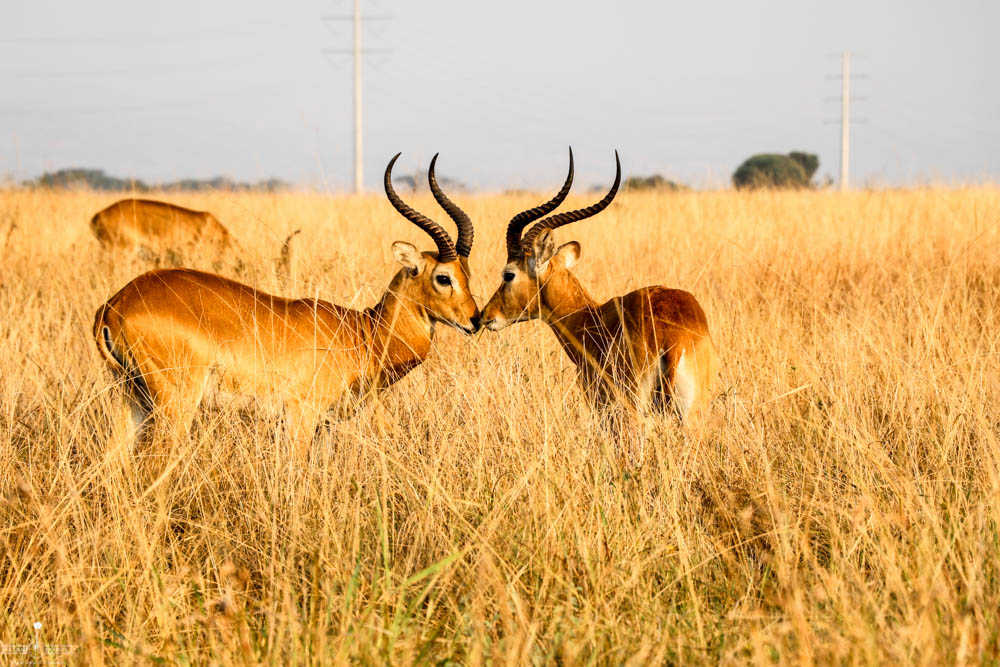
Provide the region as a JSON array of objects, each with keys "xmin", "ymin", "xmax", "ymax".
[
  {"xmin": 482, "ymin": 149, "xmax": 621, "ymax": 330},
  {"xmin": 385, "ymin": 153, "xmax": 480, "ymax": 334}
]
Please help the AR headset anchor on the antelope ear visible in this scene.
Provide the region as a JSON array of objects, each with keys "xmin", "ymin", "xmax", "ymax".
[
  {"xmin": 555, "ymin": 241, "xmax": 580, "ymax": 269},
  {"xmin": 531, "ymin": 229, "xmax": 557, "ymax": 268},
  {"xmin": 392, "ymin": 241, "xmax": 423, "ymax": 275}
]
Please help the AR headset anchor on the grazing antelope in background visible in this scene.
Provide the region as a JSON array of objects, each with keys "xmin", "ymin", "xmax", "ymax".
[
  {"xmin": 90, "ymin": 198, "xmax": 300, "ymax": 280},
  {"xmin": 92, "ymin": 154, "xmax": 479, "ymax": 455},
  {"xmin": 90, "ymin": 198, "xmax": 235, "ymax": 256},
  {"xmin": 481, "ymin": 150, "xmax": 717, "ymax": 421}
]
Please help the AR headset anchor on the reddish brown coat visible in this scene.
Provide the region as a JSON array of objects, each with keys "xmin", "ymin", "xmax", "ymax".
[
  {"xmin": 90, "ymin": 198, "xmax": 234, "ymax": 253},
  {"xmin": 94, "ymin": 252, "xmax": 478, "ymax": 453},
  {"xmin": 483, "ymin": 231, "xmax": 717, "ymax": 419}
]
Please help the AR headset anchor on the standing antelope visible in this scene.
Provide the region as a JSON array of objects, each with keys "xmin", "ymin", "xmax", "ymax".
[
  {"xmin": 481, "ymin": 150, "xmax": 718, "ymax": 421},
  {"xmin": 93, "ymin": 154, "xmax": 480, "ymax": 454}
]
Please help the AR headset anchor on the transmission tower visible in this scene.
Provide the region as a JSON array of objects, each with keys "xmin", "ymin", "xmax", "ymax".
[
  {"xmin": 826, "ymin": 51, "xmax": 867, "ymax": 191},
  {"xmin": 322, "ymin": 2, "xmax": 389, "ymax": 194}
]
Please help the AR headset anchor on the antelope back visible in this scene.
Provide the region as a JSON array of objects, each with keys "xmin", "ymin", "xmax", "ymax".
[{"xmin": 90, "ymin": 198, "xmax": 232, "ymax": 250}]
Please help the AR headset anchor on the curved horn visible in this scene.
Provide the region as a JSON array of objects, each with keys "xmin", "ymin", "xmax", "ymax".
[
  {"xmin": 506, "ymin": 147, "xmax": 574, "ymax": 260},
  {"xmin": 521, "ymin": 150, "xmax": 621, "ymax": 253},
  {"xmin": 384, "ymin": 153, "xmax": 458, "ymax": 262},
  {"xmin": 428, "ymin": 153, "xmax": 474, "ymax": 258}
]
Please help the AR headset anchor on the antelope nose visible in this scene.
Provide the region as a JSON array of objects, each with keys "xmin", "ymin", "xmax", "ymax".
[{"xmin": 470, "ymin": 314, "xmax": 482, "ymax": 333}]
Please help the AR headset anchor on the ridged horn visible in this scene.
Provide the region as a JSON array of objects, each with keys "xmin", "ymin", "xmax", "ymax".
[
  {"xmin": 384, "ymin": 153, "xmax": 457, "ymax": 262},
  {"xmin": 506, "ymin": 147, "xmax": 574, "ymax": 261},
  {"xmin": 521, "ymin": 150, "xmax": 621, "ymax": 253},
  {"xmin": 428, "ymin": 153, "xmax": 474, "ymax": 258}
]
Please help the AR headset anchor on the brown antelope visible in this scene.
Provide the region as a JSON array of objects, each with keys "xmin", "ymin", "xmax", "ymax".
[
  {"xmin": 93, "ymin": 154, "xmax": 480, "ymax": 454},
  {"xmin": 481, "ymin": 150, "xmax": 717, "ymax": 421},
  {"xmin": 90, "ymin": 198, "xmax": 300, "ymax": 279},
  {"xmin": 90, "ymin": 198, "xmax": 235, "ymax": 256}
]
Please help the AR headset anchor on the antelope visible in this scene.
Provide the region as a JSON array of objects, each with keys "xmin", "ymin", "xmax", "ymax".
[
  {"xmin": 90, "ymin": 198, "xmax": 300, "ymax": 280},
  {"xmin": 92, "ymin": 154, "xmax": 480, "ymax": 455},
  {"xmin": 90, "ymin": 198, "xmax": 235, "ymax": 256},
  {"xmin": 481, "ymin": 150, "xmax": 717, "ymax": 421}
]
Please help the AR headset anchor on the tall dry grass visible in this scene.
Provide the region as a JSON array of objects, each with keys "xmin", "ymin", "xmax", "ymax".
[{"xmin": 0, "ymin": 185, "xmax": 998, "ymax": 663}]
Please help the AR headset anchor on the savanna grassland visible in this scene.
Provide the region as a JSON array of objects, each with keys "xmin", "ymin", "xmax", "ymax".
[{"xmin": 1, "ymin": 185, "xmax": 998, "ymax": 664}]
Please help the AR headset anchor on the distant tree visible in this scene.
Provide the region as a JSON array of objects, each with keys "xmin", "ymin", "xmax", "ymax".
[
  {"xmin": 788, "ymin": 151, "xmax": 819, "ymax": 180},
  {"xmin": 396, "ymin": 172, "xmax": 467, "ymax": 193},
  {"xmin": 257, "ymin": 178, "xmax": 290, "ymax": 192},
  {"xmin": 161, "ymin": 176, "xmax": 289, "ymax": 192},
  {"xmin": 25, "ymin": 168, "xmax": 148, "ymax": 192},
  {"xmin": 732, "ymin": 154, "xmax": 813, "ymax": 189},
  {"xmin": 23, "ymin": 168, "xmax": 290, "ymax": 192},
  {"xmin": 624, "ymin": 174, "xmax": 688, "ymax": 192}
]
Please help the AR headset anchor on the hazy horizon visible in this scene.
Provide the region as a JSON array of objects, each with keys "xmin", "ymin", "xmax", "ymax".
[{"xmin": 3, "ymin": 0, "xmax": 997, "ymax": 191}]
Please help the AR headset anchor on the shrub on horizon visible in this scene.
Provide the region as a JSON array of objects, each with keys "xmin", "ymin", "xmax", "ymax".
[{"xmin": 732, "ymin": 152, "xmax": 819, "ymax": 189}]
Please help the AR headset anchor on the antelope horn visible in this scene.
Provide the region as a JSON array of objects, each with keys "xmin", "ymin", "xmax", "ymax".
[
  {"xmin": 428, "ymin": 154, "xmax": 474, "ymax": 258},
  {"xmin": 506, "ymin": 147, "xmax": 574, "ymax": 261},
  {"xmin": 384, "ymin": 153, "xmax": 458, "ymax": 262},
  {"xmin": 521, "ymin": 150, "xmax": 621, "ymax": 252}
]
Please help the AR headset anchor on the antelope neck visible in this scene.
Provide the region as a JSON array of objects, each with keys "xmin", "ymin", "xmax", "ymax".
[
  {"xmin": 367, "ymin": 273, "xmax": 434, "ymax": 353},
  {"xmin": 537, "ymin": 269, "xmax": 597, "ymax": 327},
  {"xmin": 536, "ymin": 270, "xmax": 604, "ymax": 371}
]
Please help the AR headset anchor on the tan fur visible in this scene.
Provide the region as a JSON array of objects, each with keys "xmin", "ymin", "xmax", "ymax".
[
  {"xmin": 483, "ymin": 230, "xmax": 717, "ymax": 421},
  {"xmin": 90, "ymin": 198, "xmax": 235, "ymax": 256},
  {"xmin": 94, "ymin": 251, "xmax": 478, "ymax": 457}
]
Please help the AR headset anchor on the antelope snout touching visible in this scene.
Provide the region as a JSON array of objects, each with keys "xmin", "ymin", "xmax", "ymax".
[{"xmin": 389, "ymin": 243, "xmax": 481, "ymax": 335}]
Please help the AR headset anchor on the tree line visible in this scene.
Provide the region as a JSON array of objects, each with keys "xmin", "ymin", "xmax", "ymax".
[{"xmin": 23, "ymin": 168, "xmax": 289, "ymax": 192}]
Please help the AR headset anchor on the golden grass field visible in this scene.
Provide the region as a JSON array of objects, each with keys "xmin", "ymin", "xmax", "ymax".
[{"xmin": 1, "ymin": 185, "xmax": 998, "ymax": 663}]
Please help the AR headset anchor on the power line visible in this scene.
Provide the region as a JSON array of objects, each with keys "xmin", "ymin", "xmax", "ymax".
[
  {"xmin": 0, "ymin": 83, "xmax": 293, "ymax": 114},
  {"xmin": 826, "ymin": 51, "xmax": 867, "ymax": 191},
  {"xmin": 0, "ymin": 50, "xmax": 312, "ymax": 78},
  {"xmin": 0, "ymin": 21, "xmax": 310, "ymax": 44},
  {"xmin": 322, "ymin": 1, "xmax": 390, "ymax": 194},
  {"xmin": 840, "ymin": 52, "xmax": 851, "ymax": 191}
]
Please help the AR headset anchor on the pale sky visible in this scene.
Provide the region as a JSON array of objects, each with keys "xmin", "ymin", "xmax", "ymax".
[{"xmin": 2, "ymin": 0, "xmax": 997, "ymax": 190}]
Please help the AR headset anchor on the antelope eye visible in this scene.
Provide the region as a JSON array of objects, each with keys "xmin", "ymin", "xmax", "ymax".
[
  {"xmin": 503, "ymin": 271, "xmax": 515, "ymax": 282},
  {"xmin": 434, "ymin": 274, "xmax": 452, "ymax": 287}
]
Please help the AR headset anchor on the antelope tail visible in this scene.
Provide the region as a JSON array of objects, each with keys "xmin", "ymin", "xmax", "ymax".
[
  {"xmin": 93, "ymin": 303, "xmax": 124, "ymax": 371},
  {"xmin": 93, "ymin": 302, "xmax": 152, "ymax": 406}
]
